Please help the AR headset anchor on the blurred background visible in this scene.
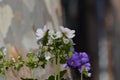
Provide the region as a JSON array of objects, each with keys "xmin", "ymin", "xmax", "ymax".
[
  {"xmin": 0, "ymin": 0, "xmax": 120, "ymax": 80},
  {"xmin": 62, "ymin": 0, "xmax": 119, "ymax": 80}
]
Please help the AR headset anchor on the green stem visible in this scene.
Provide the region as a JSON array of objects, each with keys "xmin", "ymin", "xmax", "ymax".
[
  {"xmin": 31, "ymin": 69, "xmax": 34, "ymax": 80},
  {"xmin": 57, "ymin": 55, "xmax": 60, "ymax": 80},
  {"xmin": 81, "ymin": 73, "xmax": 83, "ymax": 80},
  {"xmin": 4, "ymin": 72, "xmax": 7, "ymax": 80},
  {"xmin": 55, "ymin": 55, "xmax": 60, "ymax": 80},
  {"xmin": 55, "ymin": 57, "xmax": 57, "ymax": 80},
  {"xmin": 55, "ymin": 72, "xmax": 57, "ymax": 80},
  {"xmin": 3, "ymin": 58, "xmax": 7, "ymax": 80}
]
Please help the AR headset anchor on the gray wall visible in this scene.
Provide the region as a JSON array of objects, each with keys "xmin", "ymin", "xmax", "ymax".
[{"xmin": 0, "ymin": 0, "xmax": 62, "ymax": 80}]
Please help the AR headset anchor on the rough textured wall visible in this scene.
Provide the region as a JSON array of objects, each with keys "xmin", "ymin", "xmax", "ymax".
[{"xmin": 0, "ymin": 0, "xmax": 62, "ymax": 80}]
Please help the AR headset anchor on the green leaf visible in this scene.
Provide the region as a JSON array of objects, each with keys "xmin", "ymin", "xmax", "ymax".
[
  {"xmin": 41, "ymin": 46, "xmax": 46, "ymax": 53},
  {"xmin": 82, "ymin": 68, "xmax": 89, "ymax": 77},
  {"xmin": 17, "ymin": 56, "xmax": 23, "ymax": 61},
  {"xmin": 42, "ymin": 30, "xmax": 49, "ymax": 45},
  {"xmin": 20, "ymin": 77, "xmax": 37, "ymax": 80},
  {"xmin": 47, "ymin": 75, "xmax": 54, "ymax": 80},
  {"xmin": 27, "ymin": 53, "xmax": 35, "ymax": 59},
  {"xmin": 0, "ymin": 69, "xmax": 5, "ymax": 75},
  {"xmin": 60, "ymin": 56, "xmax": 67, "ymax": 64},
  {"xmin": 0, "ymin": 50, "xmax": 3, "ymax": 59},
  {"xmin": 41, "ymin": 63, "xmax": 46, "ymax": 68},
  {"xmin": 34, "ymin": 57, "xmax": 40, "ymax": 62},
  {"xmin": 0, "ymin": 63, "xmax": 3, "ymax": 68},
  {"xmin": 14, "ymin": 62, "xmax": 24, "ymax": 71},
  {"xmin": 68, "ymin": 52, "xmax": 73, "ymax": 58},
  {"xmin": 39, "ymin": 56, "xmax": 46, "ymax": 62},
  {"xmin": 60, "ymin": 70, "xmax": 67, "ymax": 78}
]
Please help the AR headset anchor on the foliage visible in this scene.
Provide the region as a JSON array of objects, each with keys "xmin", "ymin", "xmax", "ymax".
[{"xmin": 0, "ymin": 25, "xmax": 91, "ymax": 80}]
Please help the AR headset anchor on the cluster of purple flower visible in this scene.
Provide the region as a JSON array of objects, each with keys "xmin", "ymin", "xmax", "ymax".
[{"xmin": 64, "ymin": 52, "xmax": 91, "ymax": 77}]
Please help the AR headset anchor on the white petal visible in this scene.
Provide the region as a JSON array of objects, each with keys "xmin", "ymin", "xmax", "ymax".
[
  {"xmin": 36, "ymin": 28, "xmax": 44, "ymax": 39},
  {"xmin": 48, "ymin": 30, "xmax": 54, "ymax": 36},
  {"xmin": 2, "ymin": 47, "xmax": 7, "ymax": 56},
  {"xmin": 63, "ymin": 38, "xmax": 69, "ymax": 44},
  {"xmin": 88, "ymin": 73, "xmax": 92, "ymax": 77},
  {"xmin": 12, "ymin": 58, "xmax": 16, "ymax": 62},
  {"xmin": 45, "ymin": 52, "xmax": 51, "ymax": 60},
  {"xmin": 56, "ymin": 31, "xmax": 62, "ymax": 38},
  {"xmin": 45, "ymin": 56, "xmax": 51, "ymax": 60},
  {"xmin": 60, "ymin": 26, "xmax": 75, "ymax": 38}
]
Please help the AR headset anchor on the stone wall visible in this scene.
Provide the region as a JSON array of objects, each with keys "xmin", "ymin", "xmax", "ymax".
[{"xmin": 0, "ymin": 0, "xmax": 62, "ymax": 80}]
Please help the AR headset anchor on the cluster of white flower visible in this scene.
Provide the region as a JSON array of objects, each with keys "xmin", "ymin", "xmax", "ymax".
[
  {"xmin": 36, "ymin": 25, "xmax": 75, "ymax": 40},
  {"xmin": 36, "ymin": 25, "xmax": 75, "ymax": 60}
]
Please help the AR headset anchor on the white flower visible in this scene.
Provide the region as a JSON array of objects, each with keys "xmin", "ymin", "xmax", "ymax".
[
  {"xmin": 56, "ymin": 31, "xmax": 62, "ymax": 38},
  {"xmin": 0, "ymin": 47, "xmax": 7, "ymax": 56},
  {"xmin": 12, "ymin": 58, "xmax": 16, "ymax": 62},
  {"xmin": 47, "ymin": 38, "xmax": 53, "ymax": 45},
  {"xmin": 63, "ymin": 38, "xmax": 69, "ymax": 44},
  {"xmin": 49, "ymin": 30, "xmax": 62, "ymax": 39},
  {"xmin": 48, "ymin": 30, "xmax": 58, "ymax": 39},
  {"xmin": 48, "ymin": 30, "xmax": 54, "ymax": 36},
  {"xmin": 60, "ymin": 26, "xmax": 75, "ymax": 38},
  {"xmin": 36, "ymin": 28, "xmax": 44, "ymax": 40},
  {"xmin": 36, "ymin": 25, "xmax": 49, "ymax": 40},
  {"xmin": 48, "ymin": 30, "xmax": 56, "ymax": 39},
  {"xmin": 45, "ymin": 52, "xmax": 52, "ymax": 60},
  {"xmin": 50, "ymin": 47, "xmax": 54, "ymax": 50},
  {"xmin": 3, "ymin": 47, "xmax": 7, "ymax": 56}
]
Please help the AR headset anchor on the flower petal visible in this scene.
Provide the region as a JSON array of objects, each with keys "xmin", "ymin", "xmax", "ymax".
[
  {"xmin": 60, "ymin": 26, "xmax": 75, "ymax": 38},
  {"xmin": 61, "ymin": 64, "xmax": 68, "ymax": 68},
  {"xmin": 84, "ymin": 63, "xmax": 91, "ymax": 71}
]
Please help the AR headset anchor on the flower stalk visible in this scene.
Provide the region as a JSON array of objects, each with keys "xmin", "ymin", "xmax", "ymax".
[
  {"xmin": 57, "ymin": 55, "xmax": 60, "ymax": 80},
  {"xmin": 55, "ymin": 55, "xmax": 60, "ymax": 80},
  {"xmin": 4, "ymin": 71, "xmax": 7, "ymax": 80},
  {"xmin": 81, "ymin": 73, "xmax": 83, "ymax": 80},
  {"xmin": 31, "ymin": 69, "xmax": 34, "ymax": 80}
]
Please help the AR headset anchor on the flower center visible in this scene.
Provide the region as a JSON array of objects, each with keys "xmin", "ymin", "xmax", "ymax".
[{"xmin": 70, "ymin": 60, "xmax": 74, "ymax": 65}]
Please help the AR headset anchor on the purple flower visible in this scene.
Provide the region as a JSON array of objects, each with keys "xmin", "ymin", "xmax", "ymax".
[
  {"xmin": 66, "ymin": 52, "xmax": 91, "ymax": 73},
  {"xmin": 78, "ymin": 62, "xmax": 91, "ymax": 73},
  {"xmin": 67, "ymin": 57, "xmax": 81, "ymax": 68}
]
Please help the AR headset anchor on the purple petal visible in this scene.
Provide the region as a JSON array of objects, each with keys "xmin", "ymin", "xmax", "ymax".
[
  {"xmin": 78, "ymin": 63, "xmax": 91, "ymax": 73},
  {"xmin": 81, "ymin": 57, "xmax": 89, "ymax": 63},
  {"xmin": 72, "ymin": 52, "xmax": 80, "ymax": 60},
  {"xmin": 67, "ymin": 58, "xmax": 81, "ymax": 68},
  {"xmin": 84, "ymin": 63, "xmax": 91, "ymax": 71},
  {"xmin": 78, "ymin": 66, "xmax": 83, "ymax": 73},
  {"xmin": 80, "ymin": 52, "xmax": 89, "ymax": 58},
  {"xmin": 61, "ymin": 64, "xmax": 68, "ymax": 68}
]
